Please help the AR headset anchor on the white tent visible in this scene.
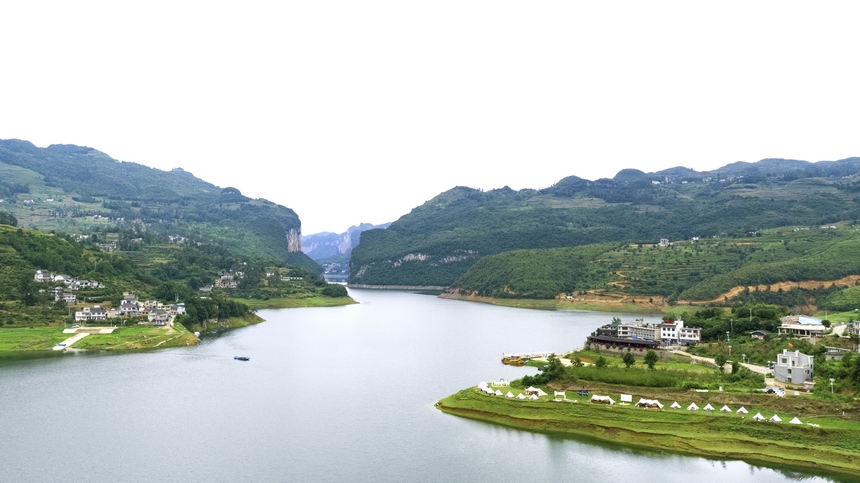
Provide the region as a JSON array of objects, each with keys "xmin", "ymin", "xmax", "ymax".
[
  {"xmin": 484, "ymin": 387, "xmax": 495, "ymax": 394},
  {"xmin": 789, "ymin": 417, "xmax": 802, "ymax": 425},
  {"xmin": 516, "ymin": 393, "xmax": 526, "ymax": 400},
  {"xmin": 494, "ymin": 390, "xmax": 503, "ymax": 396},
  {"xmin": 478, "ymin": 381, "xmax": 488, "ymax": 389},
  {"xmin": 770, "ymin": 414, "xmax": 782, "ymax": 423},
  {"xmin": 536, "ymin": 388, "xmax": 548, "ymax": 397},
  {"xmin": 525, "ymin": 386, "xmax": 539, "ymax": 395},
  {"xmin": 636, "ymin": 398, "xmax": 663, "ymax": 409},
  {"xmin": 506, "ymin": 391, "xmax": 515, "ymax": 398},
  {"xmin": 703, "ymin": 403, "xmax": 715, "ymax": 411},
  {"xmin": 720, "ymin": 405, "xmax": 731, "ymax": 412},
  {"xmin": 737, "ymin": 406, "xmax": 749, "ymax": 414},
  {"xmin": 590, "ymin": 395, "xmax": 616, "ymax": 405},
  {"xmin": 687, "ymin": 403, "xmax": 699, "ymax": 411},
  {"xmin": 753, "ymin": 413, "xmax": 765, "ymax": 421},
  {"xmin": 670, "ymin": 401, "xmax": 681, "ymax": 409},
  {"xmin": 529, "ymin": 394, "xmax": 540, "ymax": 400}
]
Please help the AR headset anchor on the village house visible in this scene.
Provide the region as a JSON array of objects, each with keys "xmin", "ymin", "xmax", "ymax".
[
  {"xmin": 118, "ymin": 300, "xmax": 141, "ymax": 316},
  {"xmin": 147, "ymin": 310, "xmax": 170, "ymax": 325},
  {"xmin": 75, "ymin": 305, "xmax": 108, "ymax": 322},
  {"xmin": 659, "ymin": 320, "xmax": 701, "ymax": 345},
  {"xmin": 57, "ymin": 293, "xmax": 76, "ymax": 304},
  {"xmin": 778, "ymin": 315, "xmax": 826, "ymax": 338},
  {"xmin": 215, "ymin": 278, "xmax": 238, "ymax": 289},
  {"xmin": 750, "ymin": 330, "xmax": 771, "ymax": 340},
  {"xmin": 824, "ymin": 347, "xmax": 851, "ymax": 361},
  {"xmin": 773, "ymin": 349, "xmax": 814, "ymax": 384},
  {"xmin": 34, "ymin": 270, "xmax": 53, "ymax": 283}
]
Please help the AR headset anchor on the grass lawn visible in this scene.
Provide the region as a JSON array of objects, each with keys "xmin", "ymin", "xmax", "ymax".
[
  {"xmin": 0, "ymin": 327, "xmax": 67, "ymax": 351},
  {"xmin": 71, "ymin": 325, "xmax": 198, "ymax": 350}
]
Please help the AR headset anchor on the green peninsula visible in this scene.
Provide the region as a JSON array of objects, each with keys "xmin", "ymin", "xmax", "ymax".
[{"xmin": 437, "ymin": 352, "xmax": 860, "ymax": 479}]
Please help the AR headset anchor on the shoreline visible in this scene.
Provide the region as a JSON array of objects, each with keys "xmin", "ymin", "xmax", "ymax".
[
  {"xmin": 347, "ymin": 284, "xmax": 447, "ymax": 291},
  {"xmin": 438, "ymin": 291, "xmax": 667, "ymax": 314}
]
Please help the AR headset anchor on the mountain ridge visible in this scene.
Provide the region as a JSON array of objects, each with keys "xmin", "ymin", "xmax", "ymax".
[{"xmin": 349, "ymin": 157, "xmax": 860, "ymax": 289}]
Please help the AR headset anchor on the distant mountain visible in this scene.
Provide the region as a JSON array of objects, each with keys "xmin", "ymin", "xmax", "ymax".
[
  {"xmin": 0, "ymin": 139, "xmax": 319, "ymax": 271},
  {"xmin": 303, "ymin": 222, "xmax": 390, "ymax": 281},
  {"xmin": 349, "ymin": 157, "xmax": 860, "ymax": 287}
]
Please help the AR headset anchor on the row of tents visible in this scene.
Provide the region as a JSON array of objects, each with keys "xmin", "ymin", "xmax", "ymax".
[
  {"xmin": 476, "ymin": 383, "xmax": 807, "ymax": 425},
  {"xmin": 477, "ymin": 382, "xmax": 547, "ymax": 400},
  {"xmin": 590, "ymin": 395, "xmax": 805, "ymax": 424}
]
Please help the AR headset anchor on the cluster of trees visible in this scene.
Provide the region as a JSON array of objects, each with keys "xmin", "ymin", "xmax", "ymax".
[
  {"xmin": 446, "ymin": 228, "xmax": 860, "ymax": 305},
  {"xmin": 0, "ymin": 212, "xmax": 17, "ymax": 226}
]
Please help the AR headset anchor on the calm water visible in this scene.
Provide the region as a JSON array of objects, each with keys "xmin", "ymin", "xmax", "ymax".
[{"xmin": 0, "ymin": 289, "xmax": 845, "ymax": 482}]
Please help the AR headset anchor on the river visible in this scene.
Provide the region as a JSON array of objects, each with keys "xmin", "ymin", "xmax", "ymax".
[{"xmin": 0, "ymin": 289, "xmax": 844, "ymax": 482}]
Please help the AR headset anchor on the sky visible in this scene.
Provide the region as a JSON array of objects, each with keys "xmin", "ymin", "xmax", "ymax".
[{"xmin": 2, "ymin": 2, "xmax": 859, "ymax": 235}]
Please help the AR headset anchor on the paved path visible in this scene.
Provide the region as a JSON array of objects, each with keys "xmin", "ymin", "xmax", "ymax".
[
  {"xmin": 672, "ymin": 349, "xmax": 769, "ymax": 375},
  {"xmin": 53, "ymin": 332, "xmax": 89, "ymax": 350}
]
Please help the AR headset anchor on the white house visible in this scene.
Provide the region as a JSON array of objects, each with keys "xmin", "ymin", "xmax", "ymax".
[
  {"xmin": 659, "ymin": 320, "xmax": 701, "ymax": 345},
  {"xmin": 34, "ymin": 270, "xmax": 53, "ymax": 282},
  {"xmin": 774, "ymin": 349, "xmax": 814, "ymax": 384}
]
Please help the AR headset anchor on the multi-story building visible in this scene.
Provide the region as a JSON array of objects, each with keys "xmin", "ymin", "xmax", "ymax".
[{"xmin": 773, "ymin": 349, "xmax": 814, "ymax": 384}]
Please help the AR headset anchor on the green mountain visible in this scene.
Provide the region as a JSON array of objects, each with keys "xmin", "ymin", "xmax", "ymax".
[
  {"xmin": 349, "ymin": 158, "xmax": 860, "ymax": 288},
  {"xmin": 0, "ymin": 139, "xmax": 317, "ymax": 271}
]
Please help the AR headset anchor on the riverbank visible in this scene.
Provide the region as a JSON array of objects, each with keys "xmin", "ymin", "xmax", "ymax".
[
  {"xmin": 348, "ymin": 284, "xmax": 447, "ymax": 291},
  {"xmin": 439, "ymin": 291, "xmax": 666, "ymax": 314},
  {"xmin": 437, "ymin": 387, "xmax": 860, "ymax": 479}
]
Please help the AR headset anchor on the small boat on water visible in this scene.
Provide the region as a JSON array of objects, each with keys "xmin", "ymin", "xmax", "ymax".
[{"xmin": 234, "ymin": 355, "xmax": 250, "ymax": 361}]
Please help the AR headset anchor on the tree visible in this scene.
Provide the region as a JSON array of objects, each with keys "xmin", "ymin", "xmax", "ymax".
[
  {"xmin": 714, "ymin": 353, "xmax": 728, "ymax": 372},
  {"xmin": 595, "ymin": 356, "xmax": 607, "ymax": 368},
  {"xmin": 572, "ymin": 356, "xmax": 583, "ymax": 367},
  {"xmin": 321, "ymin": 284, "xmax": 348, "ymax": 297},
  {"xmin": 731, "ymin": 360, "xmax": 740, "ymax": 374},
  {"xmin": 622, "ymin": 352, "xmax": 635, "ymax": 368},
  {"xmin": 644, "ymin": 350, "xmax": 658, "ymax": 370}
]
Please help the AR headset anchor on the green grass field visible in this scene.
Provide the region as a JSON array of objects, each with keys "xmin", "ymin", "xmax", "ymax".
[
  {"xmin": 0, "ymin": 327, "xmax": 67, "ymax": 351},
  {"xmin": 70, "ymin": 325, "xmax": 198, "ymax": 350}
]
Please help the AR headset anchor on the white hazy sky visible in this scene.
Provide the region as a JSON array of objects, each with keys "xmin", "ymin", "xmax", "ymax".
[{"xmin": 2, "ymin": 2, "xmax": 858, "ymax": 234}]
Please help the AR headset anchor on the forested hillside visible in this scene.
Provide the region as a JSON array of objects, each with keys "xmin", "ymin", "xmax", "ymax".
[
  {"xmin": 0, "ymin": 139, "xmax": 317, "ymax": 271},
  {"xmin": 0, "ymin": 225, "xmax": 343, "ymax": 328},
  {"xmin": 451, "ymin": 228, "xmax": 860, "ymax": 310},
  {"xmin": 350, "ymin": 158, "xmax": 860, "ymax": 287}
]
